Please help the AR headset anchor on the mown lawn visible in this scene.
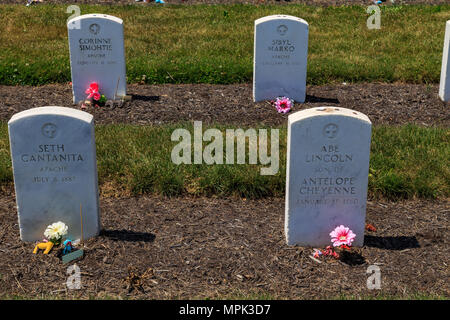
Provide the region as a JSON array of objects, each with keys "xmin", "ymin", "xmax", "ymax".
[
  {"xmin": 0, "ymin": 4, "xmax": 449, "ymax": 85},
  {"xmin": 0, "ymin": 123, "xmax": 448, "ymax": 199}
]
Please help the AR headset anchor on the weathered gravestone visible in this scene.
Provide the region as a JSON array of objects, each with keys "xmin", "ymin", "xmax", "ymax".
[
  {"xmin": 439, "ymin": 20, "xmax": 450, "ymax": 102},
  {"xmin": 253, "ymin": 15, "xmax": 308, "ymax": 103},
  {"xmin": 285, "ymin": 107, "xmax": 372, "ymax": 247},
  {"xmin": 68, "ymin": 14, "xmax": 127, "ymax": 103},
  {"xmin": 8, "ymin": 107, "xmax": 100, "ymax": 242}
]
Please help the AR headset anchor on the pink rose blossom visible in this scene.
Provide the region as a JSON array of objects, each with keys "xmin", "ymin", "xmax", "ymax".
[
  {"xmin": 274, "ymin": 97, "xmax": 293, "ymax": 114},
  {"xmin": 330, "ymin": 225, "xmax": 356, "ymax": 247},
  {"xmin": 93, "ymin": 92, "xmax": 101, "ymax": 101}
]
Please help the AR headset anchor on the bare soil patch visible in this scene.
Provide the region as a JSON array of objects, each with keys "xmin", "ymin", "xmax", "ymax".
[
  {"xmin": 0, "ymin": 189, "xmax": 448, "ymax": 299},
  {"xmin": 0, "ymin": 83, "xmax": 448, "ymax": 127}
]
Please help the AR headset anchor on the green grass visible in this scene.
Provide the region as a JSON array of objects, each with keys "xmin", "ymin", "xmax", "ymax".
[
  {"xmin": 370, "ymin": 125, "xmax": 450, "ymax": 199},
  {"xmin": 0, "ymin": 122, "xmax": 448, "ymax": 199},
  {"xmin": 0, "ymin": 4, "xmax": 449, "ymax": 85}
]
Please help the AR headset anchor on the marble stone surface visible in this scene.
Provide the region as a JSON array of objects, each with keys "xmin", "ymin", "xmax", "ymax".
[
  {"xmin": 8, "ymin": 106, "xmax": 100, "ymax": 242},
  {"xmin": 68, "ymin": 14, "xmax": 127, "ymax": 103},
  {"xmin": 439, "ymin": 20, "xmax": 450, "ymax": 102},
  {"xmin": 253, "ymin": 15, "xmax": 308, "ymax": 103},
  {"xmin": 285, "ymin": 107, "xmax": 372, "ymax": 247}
]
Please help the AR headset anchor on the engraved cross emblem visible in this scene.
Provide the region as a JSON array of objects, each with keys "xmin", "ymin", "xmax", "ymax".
[
  {"xmin": 323, "ymin": 123, "xmax": 338, "ymax": 139},
  {"xmin": 42, "ymin": 123, "xmax": 57, "ymax": 139},
  {"xmin": 277, "ymin": 25, "xmax": 288, "ymax": 36},
  {"xmin": 89, "ymin": 23, "xmax": 100, "ymax": 35}
]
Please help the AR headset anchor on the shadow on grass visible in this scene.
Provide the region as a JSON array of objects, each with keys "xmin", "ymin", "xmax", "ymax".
[
  {"xmin": 364, "ymin": 235, "xmax": 420, "ymax": 250},
  {"xmin": 132, "ymin": 94, "xmax": 160, "ymax": 102},
  {"xmin": 100, "ymin": 229, "xmax": 156, "ymax": 243},
  {"xmin": 305, "ymin": 94, "xmax": 339, "ymax": 104}
]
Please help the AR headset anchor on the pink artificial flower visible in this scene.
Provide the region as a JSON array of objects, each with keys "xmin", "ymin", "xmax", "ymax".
[
  {"xmin": 85, "ymin": 82, "xmax": 99, "ymax": 99},
  {"xmin": 92, "ymin": 92, "xmax": 101, "ymax": 101},
  {"xmin": 323, "ymin": 245, "xmax": 339, "ymax": 258},
  {"xmin": 275, "ymin": 97, "xmax": 293, "ymax": 114},
  {"xmin": 313, "ymin": 249, "xmax": 322, "ymax": 258},
  {"xmin": 330, "ymin": 225, "xmax": 356, "ymax": 247}
]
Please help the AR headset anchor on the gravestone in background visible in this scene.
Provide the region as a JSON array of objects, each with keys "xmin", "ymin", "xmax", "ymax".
[
  {"xmin": 439, "ymin": 20, "xmax": 450, "ymax": 102},
  {"xmin": 8, "ymin": 106, "xmax": 100, "ymax": 242},
  {"xmin": 253, "ymin": 15, "xmax": 309, "ymax": 103},
  {"xmin": 68, "ymin": 14, "xmax": 127, "ymax": 103},
  {"xmin": 285, "ymin": 107, "xmax": 372, "ymax": 247}
]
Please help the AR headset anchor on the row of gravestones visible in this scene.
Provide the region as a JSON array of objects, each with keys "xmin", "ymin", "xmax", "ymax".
[
  {"xmin": 68, "ymin": 14, "xmax": 450, "ymax": 103},
  {"xmin": 7, "ymin": 14, "xmax": 449, "ymax": 247},
  {"xmin": 9, "ymin": 105, "xmax": 371, "ymax": 247},
  {"xmin": 67, "ymin": 14, "xmax": 307, "ymax": 103}
]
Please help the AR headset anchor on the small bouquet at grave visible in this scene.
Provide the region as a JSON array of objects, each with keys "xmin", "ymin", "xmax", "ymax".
[
  {"xmin": 33, "ymin": 221, "xmax": 68, "ymax": 255},
  {"xmin": 313, "ymin": 225, "xmax": 356, "ymax": 260},
  {"xmin": 272, "ymin": 96, "xmax": 294, "ymax": 114},
  {"xmin": 44, "ymin": 221, "xmax": 68, "ymax": 246},
  {"xmin": 83, "ymin": 82, "xmax": 107, "ymax": 108}
]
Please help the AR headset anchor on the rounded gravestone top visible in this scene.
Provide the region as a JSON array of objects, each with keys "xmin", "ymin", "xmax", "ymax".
[
  {"xmin": 8, "ymin": 106, "xmax": 93, "ymax": 125},
  {"xmin": 67, "ymin": 13, "xmax": 123, "ymax": 26},
  {"xmin": 255, "ymin": 15, "xmax": 308, "ymax": 26},
  {"xmin": 288, "ymin": 106, "xmax": 371, "ymax": 125}
]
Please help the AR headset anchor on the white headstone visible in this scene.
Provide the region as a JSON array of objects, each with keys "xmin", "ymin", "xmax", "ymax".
[
  {"xmin": 439, "ymin": 20, "xmax": 450, "ymax": 102},
  {"xmin": 285, "ymin": 107, "xmax": 372, "ymax": 247},
  {"xmin": 68, "ymin": 14, "xmax": 127, "ymax": 103},
  {"xmin": 8, "ymin": 107, "xmax": 100, "ymax": 242},
  {"xmin": 253, "ymin": 15, "xmax": 308, "ymax": 103}
]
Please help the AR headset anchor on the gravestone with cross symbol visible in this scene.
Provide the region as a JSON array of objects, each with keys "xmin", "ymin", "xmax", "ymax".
[
  {"xmin": 253, "ymin": 15, "xmax": 309, "ymax": 102},
  {"xmin": 67, "ymin": 14, "xmax": 127, "ymax": 103},
  {"xmin": 8, "ymin": 107, "xmax": 101, "ymax": 242},
  {"xmin": 285, "ymin": 107, "xmax": 372, "ymax": 247}
]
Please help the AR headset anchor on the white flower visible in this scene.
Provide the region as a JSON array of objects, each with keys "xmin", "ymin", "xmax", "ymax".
[{"xmin": 44, "ymin": 221, "xmax": 68, "ymax": 240}]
